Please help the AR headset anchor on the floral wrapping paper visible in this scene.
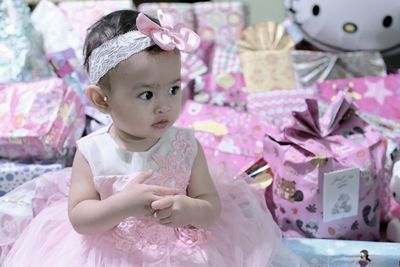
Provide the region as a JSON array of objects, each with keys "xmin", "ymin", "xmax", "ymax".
[
  {"xmin": 263, "ymin": 93, "xmax": 387, "ymax": 240},
  {"xmin": 238, "ymin": 22, "xmax": 296, "ymax": 92},
  {"xmin": 291, "ymin": 50, "xmax": 387, "ymax": 88},
  {"xmin": 0, "ymin": 0, "xmax": 52, "ymax": 83},
  {"xmin": 0, "ymin": 78, "xmax": 85, "ymax": 161}
]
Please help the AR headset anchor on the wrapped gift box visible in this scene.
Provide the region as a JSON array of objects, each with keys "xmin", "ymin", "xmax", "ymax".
[
  {"xmin": 317, "ymin": 74, "xmax": 400, "ymax": 121},
  {"xmin": 0, "ymin": 161, "xmax": 63, "ymax": 196},
  {"xmin": 284, "ymin": 238, "xmax": 400, "ymax": 267},
  {"xmin": 194, "ymin": 72, "xmax": 247, "ymax": 111},
  {"xmin": 138, "ymin": 2, "xmax": 195, "ymax": 30},
  {"xmin": 0, "ymin": 78, "xmax": 85, "ymax": 161},
  {"xmin": 193, "ymin": 1, "xmax": 247, "ymax": 42},
  {"xmin": 239, "ymin": 22, "xmax": 296, "ymax": 92},
  {"xmin": 263, "ymin": 93, "xmax": 387, "ymax": 240},
  {"xmin": 246, "ymin": 88, "xmax": 318, "ymax": 128},
  {"xmin": 210, "ymin": 41, "xmax": 241, "ymax": 74},
  {"xmin": 0, "ymin": 0, "xmax": 52, "ymax": 83},
  {"xmin": 175, "ymin": 101, "xmax": 268, "ymax": 175}
]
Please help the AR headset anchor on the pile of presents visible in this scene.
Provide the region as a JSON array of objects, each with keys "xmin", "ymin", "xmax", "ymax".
[{"xmin": 1, "ymin": 0, "xmax": 400, "ymax": 265}]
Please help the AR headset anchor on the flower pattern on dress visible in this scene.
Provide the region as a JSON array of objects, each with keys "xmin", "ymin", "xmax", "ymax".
[{"xmin": 111, "ymin": 129, "xmax": 209, "ymax": 252}]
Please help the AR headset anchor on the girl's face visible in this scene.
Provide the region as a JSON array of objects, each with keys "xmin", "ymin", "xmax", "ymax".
[{"xmin": 105, "ymin": 49, "xmax": 182, "ymax": 141}]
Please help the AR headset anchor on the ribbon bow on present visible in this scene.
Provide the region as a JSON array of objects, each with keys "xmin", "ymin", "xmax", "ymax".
[
  {"xmin": 291, "ymin": 50, "xmax": 387, "ymax": 87},
  {"xmin": 282, "ymin": 92, "xmax": 369, "ymax": 158},
  {"xmin": 238, "ymin": 21, "xmax": 295, "ymax": 52},
  {"xmin": 137, "ymin": 10, "xmax": 200, "ymax": 53}
]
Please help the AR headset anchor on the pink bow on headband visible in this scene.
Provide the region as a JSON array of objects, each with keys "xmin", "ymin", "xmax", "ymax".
[{"xmin": 137, "ymin": 10, "xmax": 200, "ymax": 53}]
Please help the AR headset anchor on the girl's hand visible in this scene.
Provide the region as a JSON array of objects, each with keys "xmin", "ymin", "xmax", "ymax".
[
  {"xmin": 120, "ymin": 170, "xmax": 179, "ymax": 219},
  {"xmin": 151, "ymin": 195, "xmax": 191, "ymax": 227}
]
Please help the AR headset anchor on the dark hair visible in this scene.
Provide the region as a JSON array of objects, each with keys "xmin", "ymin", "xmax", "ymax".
[
  {"xmin": 360, "ymin": 250, "xmax": 371, "ymax": 262},
  {"xmin": 83, "ymin": 10, "xmax": 161, "ymax": 85}
]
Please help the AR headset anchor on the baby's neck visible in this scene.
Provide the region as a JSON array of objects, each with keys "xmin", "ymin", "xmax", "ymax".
[{"xmin": 109, "ymin": 125, "xmax": 160, "ymax": 152}]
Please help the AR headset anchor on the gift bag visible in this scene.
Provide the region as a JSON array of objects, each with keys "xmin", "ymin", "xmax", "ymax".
[
  {"xmin": 317, "ymin": 74, "xmax": 400, "ymax": 121},
  {"xmin": 263, "ymin": 92, "xmax": 387, "ymax": 240},
  {"xmin": 0, "ymin": 0, "xmax": 51, "ymax": 83},
  {"xmin": 238, "ymin": 22, "xmax": 296, "ymax": 92},
  {"xmin": 291, "ymin": 50, "xmax": 387, "ymax": 88},
  {"xmin": 175, "ymin": 101, "xmax": 268, "ymax": 176},
  {"xmin": 0, "ymin": 78, "xmax": 85, "ymax": 161}
]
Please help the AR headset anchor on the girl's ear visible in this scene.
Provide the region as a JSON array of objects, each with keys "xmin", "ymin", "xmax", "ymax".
[{"xmin": 86, "ymin": 85, "xmax": 109, "ymax": 113}]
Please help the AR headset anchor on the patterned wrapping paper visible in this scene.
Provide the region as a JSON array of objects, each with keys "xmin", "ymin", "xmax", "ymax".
[
  {"xmin": 291, "ymin": 50, "xmax": 387, "ymax": 88},
  {"xmin": 246, "ymin": 88, "xmax": 318, "ymax": 128},
  {"xmin": 180, "ymin": 52, "xmax": 208, "ymax": 91},
  {"xmin": 175, "ymin": 101, "xmax": 269, "ymax": 175},
  {"xmin": 0, "ymin": 78, "xmax": 85, "ymax": 161},
  {"xmin": 0, "ymin": 161, "xmax": 63, "ymax": 196},
  {"xmin": 194, "ymin": 72, "xmax": 247, "ymax": 111},
  {"xmin": 263, "ymin": 93, "xmax": 387, "ymax": 240},
  {"xmin": 238, "ymin": 22, "xmax": 296, "ymax": 92},
  {"xmin": 210, "ymin": 41, "xmax": 241, "ymax": 74},
  {"xmin": 58, "ymin": 0, "xmax": 134, "ymax": 63},
  {"xmin": 138, "ymin": 2, "xmax": 195, "ymax": 30},
  {"xmin": 0, "ymin": 0, "xmax": 52, "ymax": 83},
  {"xmin": 193, "ymin": 1, "xmax": 248, "ymax": 42},
  {"xmin": 316, "ymin": 74, "xmax": 400, "ymax": 121},
  {"xmin": 284, "ymin": 238, "xmax": 400, "ymax": 267}
]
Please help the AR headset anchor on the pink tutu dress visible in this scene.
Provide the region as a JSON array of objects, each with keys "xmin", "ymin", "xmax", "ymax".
[{"xmin": 2, "ymin": 126, "xmax": 307, "ymax": 266}]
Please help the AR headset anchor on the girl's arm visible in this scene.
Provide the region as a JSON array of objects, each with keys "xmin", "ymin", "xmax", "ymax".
[
  {"xmin": 152, "ymin": 141, "xmax": 221, "ymax": 228},
  {"xmin": 68, "ymin": 150, "xmax": 178, "ymax": 235}
]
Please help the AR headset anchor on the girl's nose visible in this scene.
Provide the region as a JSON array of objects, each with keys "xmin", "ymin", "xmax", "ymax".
[{"xmin": 155, "ymin": 100, "xmax": 171, "ymax": 114}]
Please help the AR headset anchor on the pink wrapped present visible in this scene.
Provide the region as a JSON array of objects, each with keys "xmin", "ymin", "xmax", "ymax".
[
  {"xmin": 175, "ymin": 101, "xmax": 268, "ymax": 175},
  {"xmin": 246, "ymin": 88, "xmax": 318, "ymax": 128},
  {"xmin": 193, "ymin": 1, "xmax": 247, "ymax": 42},
  {"xmin": 317, "ymin": 74, "xmax": 400, "ymax": 121},
  {"xmin": 210, "ymin": 41, "xmax": 241, "ymax": 74},
  {"xmin": 0, "ymin": 78, "xmax": 85, "ymax": 161},
  {"xmin": 263, "ymin": 92, "xmax": 387, "ymax": 240},
  {"xmin": 194, "ymin": 72, "xmax": 247, "ymax": 111},
  {"xmin": 138, "ymin": 3, "xmax": 195, "ymax": 30}
]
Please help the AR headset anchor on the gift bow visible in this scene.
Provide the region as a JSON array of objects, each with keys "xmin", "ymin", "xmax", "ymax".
[
  {"xmin": 137, "ymin": 10, "xmax": 200, "ymax": 53},
  {"xmin": 284, "ymin": 92, "xmax": 356, "ymax": 140},
  {"xmin": 291, "ymin": 50, "xmax": 386, "ymax": 87}
]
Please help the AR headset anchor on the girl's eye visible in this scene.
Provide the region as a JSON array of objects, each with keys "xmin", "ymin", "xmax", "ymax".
[
  {"xmin": 138, "ymin": 91, "xmax": 153, "ymax": 100},
  {"xmin": 169, "ymin": 86, "xmax": 180, "ymax": 95}
]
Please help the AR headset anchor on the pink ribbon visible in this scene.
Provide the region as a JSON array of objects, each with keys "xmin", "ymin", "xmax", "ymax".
[{"xmin": 137, "ymin": 10, "xmax": 200, "ymax": 53}]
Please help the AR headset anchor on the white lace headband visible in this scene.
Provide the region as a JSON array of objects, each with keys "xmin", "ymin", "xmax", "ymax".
[{"xmin": 88, "ymin": 10, "xmax": 200, "ymax": 84}]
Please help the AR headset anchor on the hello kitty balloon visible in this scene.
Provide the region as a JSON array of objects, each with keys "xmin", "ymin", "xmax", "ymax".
[{"xmin": 284, "ymin": 0, "xmax": 400, "ymax": 55}]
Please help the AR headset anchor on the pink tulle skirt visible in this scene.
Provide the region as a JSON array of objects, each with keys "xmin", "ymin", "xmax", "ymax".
[{"xmin": 2, "ymin": 169, "xmax": 307, "ymax": 267}]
